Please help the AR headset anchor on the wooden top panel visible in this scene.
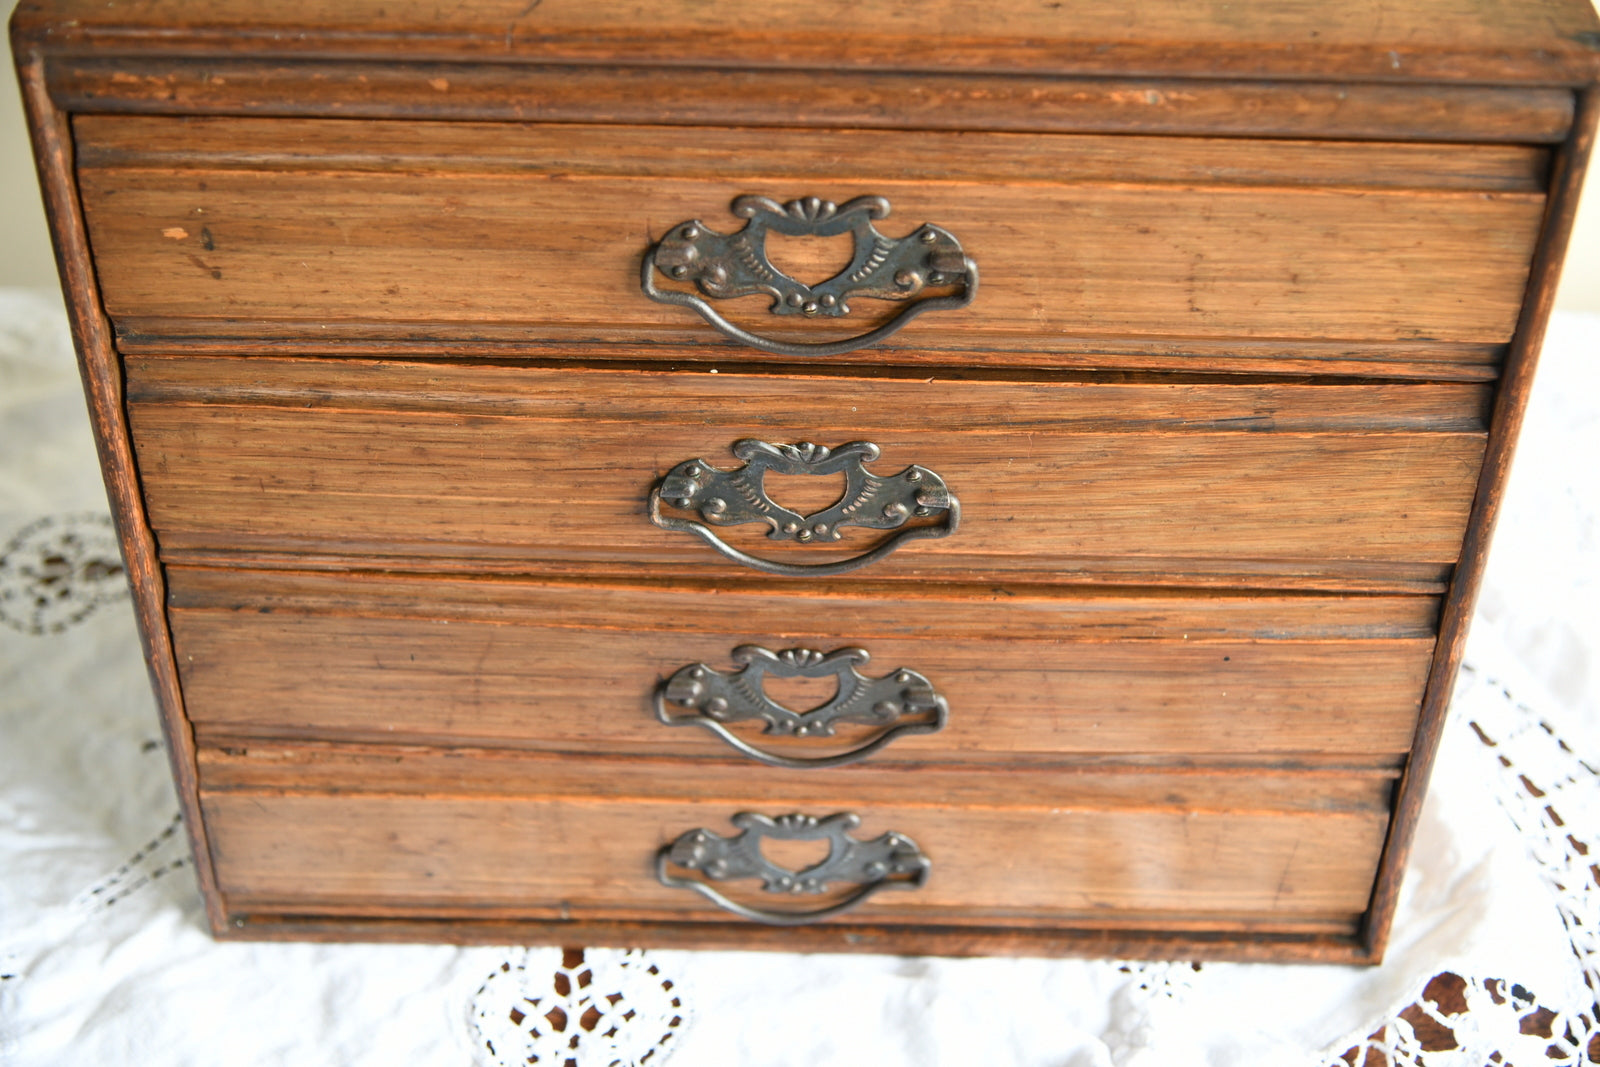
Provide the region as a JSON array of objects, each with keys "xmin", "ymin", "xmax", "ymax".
[{"xmin": 13, "ymin": 0, "xmax": 1600, "ymax": 86}]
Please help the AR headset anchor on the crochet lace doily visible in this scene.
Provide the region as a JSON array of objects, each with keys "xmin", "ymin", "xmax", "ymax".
[{"xmin": 1323, "ymin": 660, "xmax": 1600, "ymax": 1066}]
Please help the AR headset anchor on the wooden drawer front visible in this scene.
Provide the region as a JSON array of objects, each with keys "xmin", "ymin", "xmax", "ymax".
[
  {"xmin": 199, "ymin": 745, "xmax": 1392, "ymax": 931},
  {"xmin": 79, "ymin": 117, "xmax": 1544, "ymax": 367},
  {"xmin": 172, "ymin": 567, "xmax": 1434, "ymax": 763},
  {"xmin": 129, "ymin": 357, "xmax": 1487, "ymax": 588}
]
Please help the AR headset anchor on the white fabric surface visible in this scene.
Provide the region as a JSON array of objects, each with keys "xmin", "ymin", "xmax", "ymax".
[{"xmin": 1, "ymin": 288, "xmax": 1595, "ymax": 1066}]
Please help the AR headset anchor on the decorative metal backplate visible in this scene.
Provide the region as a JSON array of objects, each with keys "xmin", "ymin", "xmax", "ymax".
[
  {"xmin": 642, "ymin": 195, "xmax": 978, "ymax": 357},
  {"xmin": 657, "ymin": 812, "xmax": 930, "ymax": 925},
  {"xmin": 656, "ymin": 646, "xmax": 948, "ymax": 769},
  {"xmin": 648, "ymin": 440, "xmax": 959, "ymax": 577}
]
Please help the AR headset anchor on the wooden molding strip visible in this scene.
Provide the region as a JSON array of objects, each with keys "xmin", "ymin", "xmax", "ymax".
[
  {"xmin": 109, "ymin": 326, "xmax": 1510, "ymax": 382},
  {"xmin": 220, "ymin": 912, "xmax": 1375, "ymax": 963},
  {"xmin": 44, "ymin": 56, "xmax": 1580, "ymax": 141},
  {"xmin": 14, "ymin": 0, "xmax": 1600, "ymax": 88}
]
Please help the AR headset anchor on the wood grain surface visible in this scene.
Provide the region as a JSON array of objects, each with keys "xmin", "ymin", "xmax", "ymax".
[
  {"xmin": 54, "ymin": 78, "xmax": 1576, "ymax": 143},
  {"xmin": 127, "ymin": 357, "xmax": 1488, "ymax": 582},
  {"xmin": 113, "ymin": 333, "xmax": 1512, "ymax": 382},
  {"xmin": 199, "ymin": 744, "xmax": 1392, "ymax": 925},
  {"xmin": 165, "ymin": 566, "xmax": 1443, "ymax": 639},
  {"xmin": 196, "ymin": 740, "xmax": 1400, "ymax": 807},
  {"xmin": 75, "ymin": 117, "xmax": 1546, "ymax": 350},
  {"xmin": 204, "ymin": 791, "xmax": 1385, "ymax": 926},
  {"xmin": 168, "ymin": 566, "xmax": 1436, "ymax": 761},
  {"xmin": 16, "ymin": 0, "xmax": 1600, "ymax": 85},
  {"xmin": 76, "ymin": 116, "xmax": 1555, "ymax": 190}
]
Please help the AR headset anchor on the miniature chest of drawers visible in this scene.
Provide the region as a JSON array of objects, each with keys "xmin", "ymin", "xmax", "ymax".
[{"xmin": 14, "ymin": 0, "xmax": 1600, "ymax": 962}]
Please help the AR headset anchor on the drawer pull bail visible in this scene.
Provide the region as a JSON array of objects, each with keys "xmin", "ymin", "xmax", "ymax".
[
  {"xmin": 656, "ymin": 645, "xmax": 948, "ymax": 768},
  {"xmin": 649, "ymin": 439, "xmax": 959, "ymax": 576},
  {"xmin": 642, "ymin": 195, "xmax": 978, "ymax": 357},
  {"xmin": 658, "ymin": 812, "xmax": 930, "ymax": 925}
]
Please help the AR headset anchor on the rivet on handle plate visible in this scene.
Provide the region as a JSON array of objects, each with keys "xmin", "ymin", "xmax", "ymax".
[
  {"xmin": 642, "ymin": 195, "xmax": 978, "ymax": 357},
  {"xmin": 657, "ymin": 812, "xmax": 931, "ymax": 925},
  {"xmin": 656, "ymin": 645, "xmax": 948, "ymax": 769},
  {"xmin": 648, "ymin": 439, "xmax": 959, "ymax": 577}
]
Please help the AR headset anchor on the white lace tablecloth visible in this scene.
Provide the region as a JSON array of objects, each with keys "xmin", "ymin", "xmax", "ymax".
[{"xmin": 2, "ymin": 288, "xmax": 1596, "ymax": 1066}]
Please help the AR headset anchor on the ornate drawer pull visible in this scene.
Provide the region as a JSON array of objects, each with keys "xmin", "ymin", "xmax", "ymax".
[
  {"xmin": 656, "ymin": 646, "xmax": 948, "ymax": 769},
  {"xmin": 648, "ymin": 439, "xmax": 959, "ymax": 577},
  {"xmin": 641, "ymin": 195, "xmax": 978, "ymax": 357},
  {"xmin": 657, "ymin": 812, "xmax": 930, "ymax": 926}
]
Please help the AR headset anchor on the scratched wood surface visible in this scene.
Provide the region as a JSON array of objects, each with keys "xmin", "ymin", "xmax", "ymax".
[
  {"xmin": 75, "ymin": 117, "xmax": 1546, "ymax": 352},
  {"xmin": 169, "ymin": 566, "xmax": 1436, "ymax": 761},
  {"xmin": 126, "ymin": 357, "xmax": 1488, "ymax": 582},
  {"xmin": 199, "ymin": 743, "xmax": 1392, "ymax": 925},
  {"xmin": 15, "ymin": 0, "xmax": 1600, "ymax": 85}
]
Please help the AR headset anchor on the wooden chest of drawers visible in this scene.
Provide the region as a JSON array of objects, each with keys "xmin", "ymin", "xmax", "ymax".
[{"xmin": 15, "ymin": 0, "xmax": 1599, "ymax": 962}]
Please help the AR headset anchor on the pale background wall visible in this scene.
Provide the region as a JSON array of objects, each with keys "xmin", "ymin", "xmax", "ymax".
[
  {"xmin": 3, "ymin": 1, "xmax": 58, "ymax": 296},
  {"xmin": 3, "ymin": 1, "xmax": 1596, "ymax": 310}
]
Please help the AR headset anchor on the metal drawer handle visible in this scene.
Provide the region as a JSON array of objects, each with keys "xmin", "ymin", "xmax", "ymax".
[
  {"xmin": 648, "ymin": 439, "xmax": 959, "ymax": 577},
  {"xmin": 642, "ymin": 195, "xmax": 978, "ymax": 357},
  {"xmin": 656, "ymin": 646, "xmax": 948, "ymax": 769},
  {"xmin": 657, "ymin": 812, "xmax": 930, "ymax": 926}
]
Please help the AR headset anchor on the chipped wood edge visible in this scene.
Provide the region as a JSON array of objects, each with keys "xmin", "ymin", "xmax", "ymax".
[
  {"xmin": 1362, "ymin": 85, "xmax": 1600, "ymax": 964},
  {"xmin": 12, "ymin": 44, "xmax": 228, "ymax": 934}
]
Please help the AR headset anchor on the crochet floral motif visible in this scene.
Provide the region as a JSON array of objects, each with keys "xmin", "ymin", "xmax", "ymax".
[
  {"xmin": 0, "ymin": 513, "xmax": 127, "ymax": 635},
  {"xmin": 470, "ymin": 948, "xmax": 687, "ymax": 1067}
]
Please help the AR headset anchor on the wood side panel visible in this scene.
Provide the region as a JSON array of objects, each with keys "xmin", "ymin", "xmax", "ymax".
[
  {"xmin": 200, "ymin": 792, "xmax": 1390, "ymax": 922},
  {"xmin": 74, "ymin": 117, "xmax": 1554, "ymax": 190},
  {"xmin": 16, "ymin": 0, "xmax": 1600, "ymax": 85},
  {"xmin": 124, "ymin": 365, "xmax": 1489, "ymax": 577},
  {"xmin": 168, "ymin": 605, "xmax": 1435, "ymax": 760},
  {"xmin": 12, "ymin": 53, "xmax": 227, "ymax": 932},
  {"xmin": 1364, "ymin": 88, "xmax": 1600, "ymax": 962},
  {"xmin": 75, "ymin": 146, "xmax": 1546, "ymax": 347}
]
